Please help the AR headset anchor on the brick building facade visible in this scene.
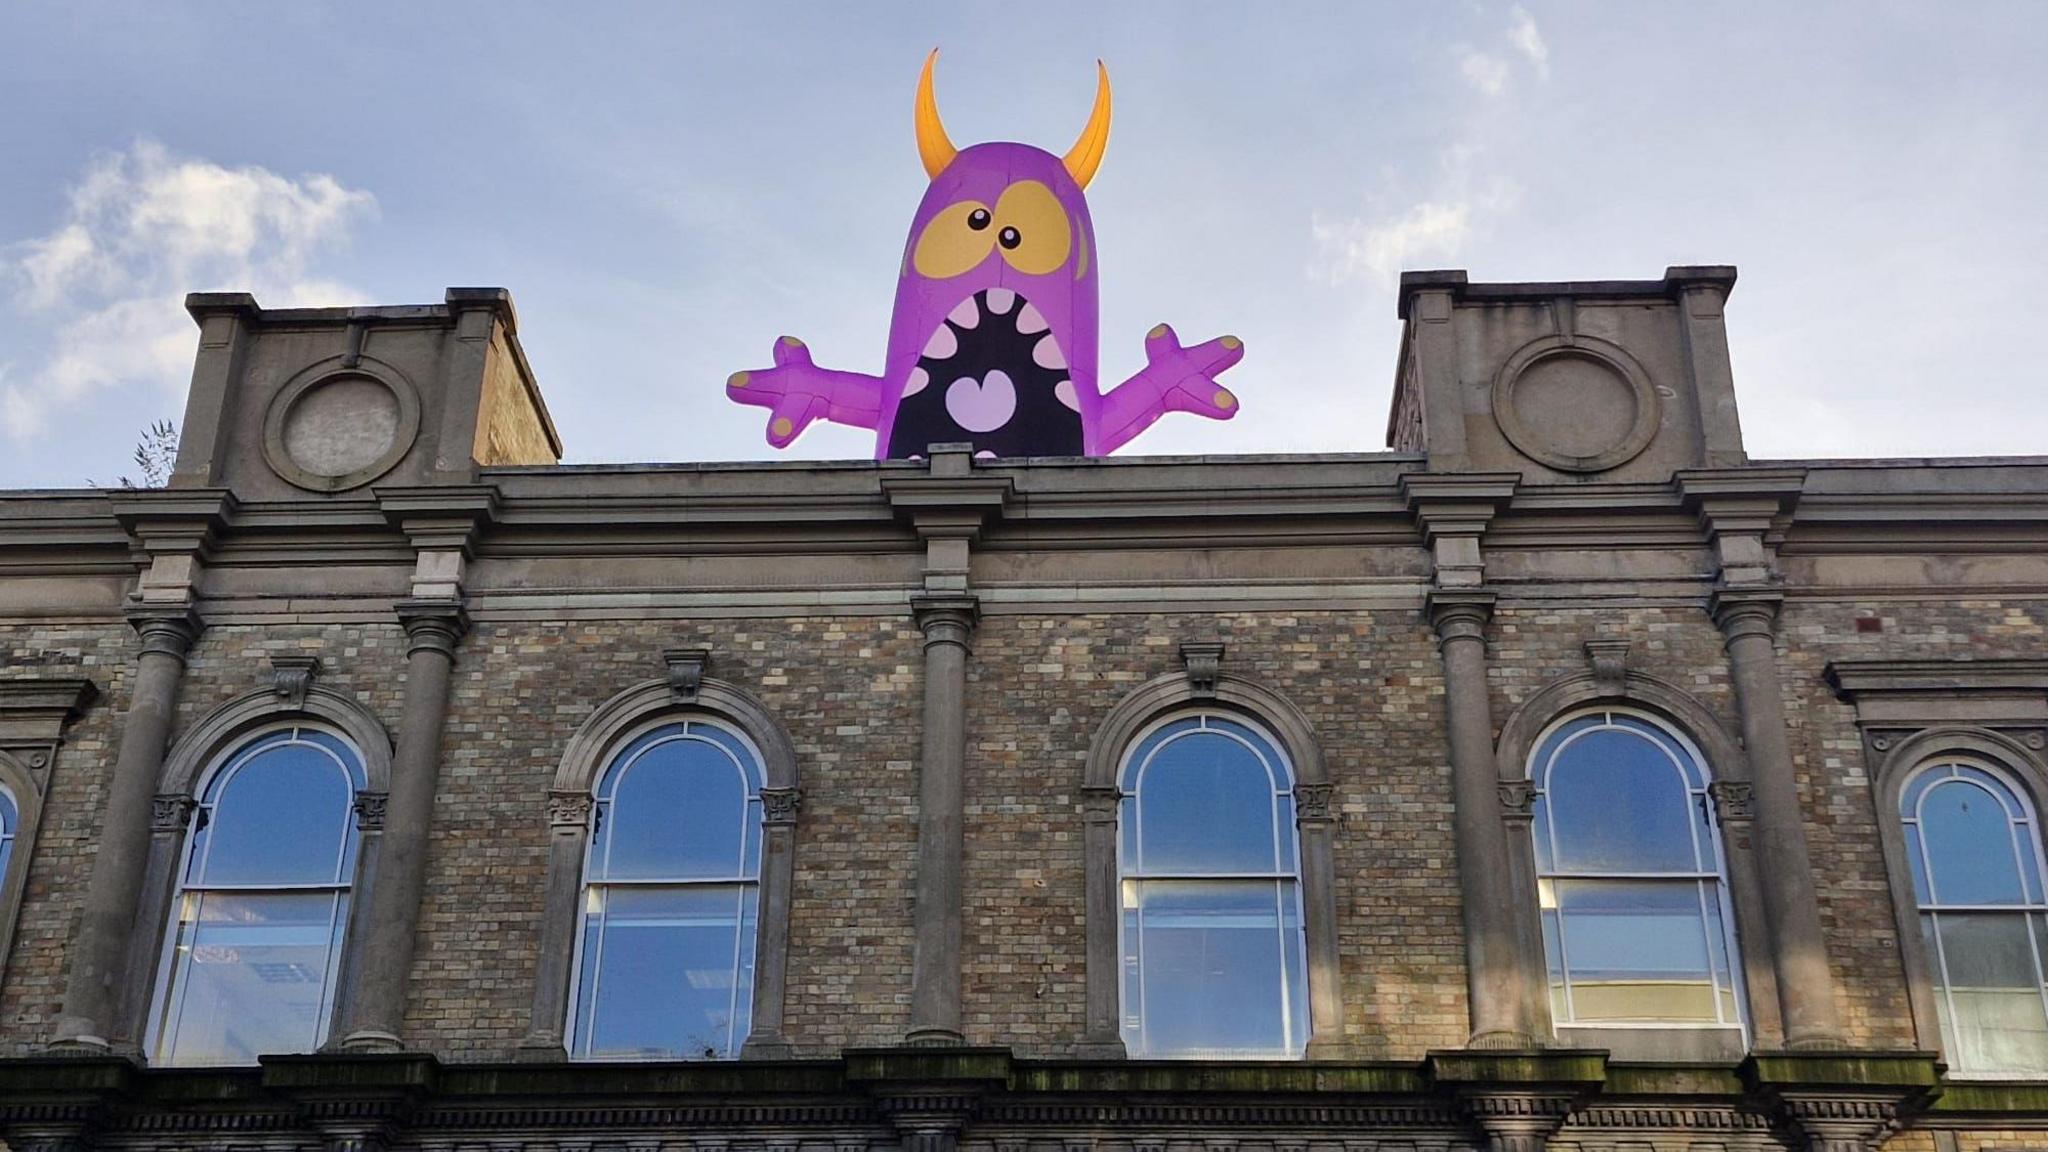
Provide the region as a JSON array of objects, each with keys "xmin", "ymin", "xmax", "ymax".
[{"xmin": 0, "ymin": 268, "xmax": 2044, "ymax": 1150}]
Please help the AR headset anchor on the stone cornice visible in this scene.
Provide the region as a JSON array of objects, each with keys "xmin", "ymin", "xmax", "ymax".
[
  {"xmin": 374, "ymin": 484, "xmax": 501, "ymax": 553},
  {"xmin": 0, "ymin": 677, "xmax": 98, "ymax": 743},
  {"xmin": 1826, "ymin": 658, "xmax": 2048, "ymax": 699}
]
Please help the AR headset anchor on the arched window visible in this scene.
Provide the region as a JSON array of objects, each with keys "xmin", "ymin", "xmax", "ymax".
[
  {"xmin": 1902, "ymin": 759, "xmax": 2048, "ymax": 1075},
  {"xmin": 1529, "ymin": 709, "xmax": 1746, "ymax": 1036},
  {"xmin": 0, "ymin": 784, "xmax": 16, "ymax": 893},
  {"xmin": 569, "ymin": 719, "xmax": 765, "ymax": 1060},
  {"xmin": 146, "ymin": 725, "xmax": 365, "ymax": 1066},
  {"xmin": 1117, "ymin": 712, "xmax": 1309, "ymax": 1058}
]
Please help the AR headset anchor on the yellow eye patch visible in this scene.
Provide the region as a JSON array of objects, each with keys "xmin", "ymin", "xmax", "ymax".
[
  {"xmin": 912, "ymin": 199, "xmax": 996, "ymax": 279},
  {"xmin": 992, "ymin": 180, "xmax": 1072, "ymax": 276}
]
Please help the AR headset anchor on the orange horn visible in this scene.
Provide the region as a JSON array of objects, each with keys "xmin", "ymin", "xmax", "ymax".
[
  {"xmin": 1063, "ymin": 61, "xmax": 1112, "ymax": 189},
  {"xmin": 915, "ymin": 49, "xmax": 957, "ymax": 179}
]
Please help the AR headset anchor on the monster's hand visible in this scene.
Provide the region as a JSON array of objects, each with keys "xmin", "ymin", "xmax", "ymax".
[
  {"xmin": 726, "ymin": 337, "xmax": 885, "ymax": 449},
  {"xmin": 1095, "ymin": 324, "xmax": 1244, "ymax": 454}
]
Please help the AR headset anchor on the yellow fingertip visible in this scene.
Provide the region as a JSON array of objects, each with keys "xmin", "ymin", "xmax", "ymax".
[
  {"xmin": 728, "ymin": 371, "xmax": 749, "ymax": 389},
  {"xmin": 771, "ymin": 417, "xmax": 794, "ymax": 438},
  {"xmin": 1220, "ymin": 335, "xmax": 1242, "ymax": 350},
  {"xmin": 1147, "ymin": 324, "xmax": 1169, "ymax": 341},
  {"xmin": 1214, "ymin": 390, "xmax": 1236, "ymax": 410},
  {"xmin": 781, "ymin": 336, "xmax": 805, "ymax": 349}
]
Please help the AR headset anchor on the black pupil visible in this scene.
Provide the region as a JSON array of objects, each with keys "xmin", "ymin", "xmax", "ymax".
[
  {"xmin": 968, "ymin": 209, "xmax": 990, "ymax": 230},
  {"xmin": 999, "ymin": 226, "xmax": 1021, "ymax": 249}
]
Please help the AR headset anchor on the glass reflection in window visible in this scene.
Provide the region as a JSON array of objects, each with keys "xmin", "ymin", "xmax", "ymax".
[
  {"xmin": 148, "ymin": 727, "xmax": 364, "ymax": 1066},
  {"xmin": 1117, "ymin": 713, "xmax": 1308, "ymax": 1058},
  {"xmin": 1530, "ymin": 710, "xmax": 1745, "ymax": 1035},
  {"xmin": 1903, "ymin": 760, "xmax": 2048, "ymax": 1076},
  {"xmin": 0, "ymin": 784, "xmax": 16, "ymax": 890},
  {"xmin": 569, "ymin": 720, "xmax": 764, "ymax": 1060}
]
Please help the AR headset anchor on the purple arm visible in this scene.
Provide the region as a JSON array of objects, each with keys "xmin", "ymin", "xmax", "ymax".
[
  {"xmin": 726, "ymin": 336, "xmax": 885, "ymax": 449},
  {"xmin": 1094, "ymin": 324, "xmax": 1244, "ymax": 455}
]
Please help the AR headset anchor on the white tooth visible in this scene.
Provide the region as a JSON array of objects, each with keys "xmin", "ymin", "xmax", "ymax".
[
  {"xmin": 947, "ymin": 297, "xmax": 980, "ymax": 329},
  {"xmin": 1054, "ymin": 379, "xmax": 1079, "ymax": 411},
  {"xmin": 975, "ymin": 450, "xmax": 998, "ymax": 460},
  {"xmin": 902, "ymin": 367, "xmax": 929, "ymax": 396},
  {"xmin": 922, "ymin": 325, "xmax": 957, "ymax": 359},
  {"xmin": 985, "ymin": 287, "xmax": 1015, "ymax": 315},
  {"xmin": 1033, "ymin": 333, "xmax": 1067, "ymax": 371},
  {"xmin": 1015, "ymin": 302, "xmax": 1048, "ymax": 334}
]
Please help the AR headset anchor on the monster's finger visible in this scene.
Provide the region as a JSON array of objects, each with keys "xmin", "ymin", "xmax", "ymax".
[
  {"xmin": 772, "ymin": 336, "xmax": 815, "ymax": 370},
  {"xmin": 1186, "ymin": 334, "xmax": 1245, "ymax": 376},
  {"xmin": 1144, "ymin": 323, "xmax": 1183, "ymax": 357},
  {"xmin": 727, "ymin": 368, "xmax": 782, "ymax": 406},
  {"xmin": 766, "ymin": 392, "xmax": 823, "ymax": 448},
  {"xmin": 1165, "ymin": 378, "xmax": 1241, "ymax": 421}
]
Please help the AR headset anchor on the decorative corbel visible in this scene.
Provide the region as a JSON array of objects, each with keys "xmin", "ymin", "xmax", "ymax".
[
  {"xmin": 1583, "ymin": 640, "xmax": 1629, "ymax": 695},
  {"xmin": 268, "ymin": 656, "xmax": 322, "ymax": 710},
  {"xmin": 663, "ymin": 648, "xmax": 711, "ymax": 703},
  {"xmin": 1179, "ymin": 641, "xmax": 1226, "ymax": 698}
]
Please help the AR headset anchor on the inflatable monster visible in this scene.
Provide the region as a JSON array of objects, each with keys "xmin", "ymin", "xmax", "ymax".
[{"xmin": 727, "ymin": 51, "xmax": 1243, "ymax": 459}]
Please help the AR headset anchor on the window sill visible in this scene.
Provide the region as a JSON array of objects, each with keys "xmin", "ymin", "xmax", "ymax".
[{"xmin": 1552, "ymin": 1025, "xmax": 1748, "ymax": 1063}]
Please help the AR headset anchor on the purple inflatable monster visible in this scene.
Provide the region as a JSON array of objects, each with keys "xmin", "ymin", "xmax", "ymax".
[{"xmin": 727, "ymin": 51, "xmax": 1243, "ymax": 459}]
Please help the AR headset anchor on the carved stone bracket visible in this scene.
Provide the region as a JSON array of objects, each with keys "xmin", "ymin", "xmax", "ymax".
[
  {"xmin": 151, "ymin": 793, "xmax": 197, "ymax": 833},
  {"xmin": 1079, "ymin": 785, "xmax": 1121, "ymax": 825},
  {"xmin": 269, "ymin": 656, "xmax": 322, "ymax": 709},
  {"xmin": 352, "ymin": 790, "xmax": 389, "ymax": 832},
  {"xmin": 1583, "ymin": 640, "xmax": 1629, "ymax": 694},
  {"xmin": 664, "ymin": 648, "xmax": 711, "ymax": 703},
  {"xmin": 1741, "ymin": 1051, "xmax": 1940, "ymax": 1152},
  {"xmin": 1708, "ymin": 780, "xmax": 1755, "ymax": 823},
  {"xmin": 1294, "ymin": 781, "xmax": 1335, "ymax": 824},
  {"xmin": 759, "ymin": 786, "xmax": 802, "ymax": 827},
  {"xmin": 1179, "ymin": 642, "xmax": 1226, "ymax": 698},
  {"xmin": 1456, "ymin": 1090, "xmax": 1582, "ymax": 1152},
  {"xmin": 1496, "ymin": 780, "xmax": 1537, "ymax": 822},
  {"xmin": 546, "ymin": 790, "xmax": 593, "ymax": 830}
]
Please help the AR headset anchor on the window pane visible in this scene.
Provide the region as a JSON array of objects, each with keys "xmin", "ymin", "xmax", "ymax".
[
  {"xmin": 1933, "ymin": 912, "xmax": 2048, "ymax": 1074},
  {"xmin": 602, "ymin": 736, "xmax": 755, "ymax": 881},
  {"xmin": 154, "ymin": 891, "xmax": 345, "ymax": 1066},
  {"xmin": 0, "ymin": 785, "xmax": 14, "ymax": 883},
  {"xmin": 578, "ymin": 885, "xmax": 752, "ymax": 1059},
  {"xmin": 198, "ymin": 740, "xmax": 357, "ymax": 887},
  {"xmin": 1546, "ymin": 729, "xmax": 1699, "ymax": 873},
  {"xmin": 1126, "ymin": 879, "xmax": 1303, "ymax": 1056},
  {"xmin": 1554, "ymin": 880, "xmax": 1717, "ymax": 1022},
  {"xmin": 1921, "ymin": 780, "xmax": 2029, "ymax": 906},
  {"xmin": 1134, "ymin": 731, "xmax": 1280, "ymax": 874}
]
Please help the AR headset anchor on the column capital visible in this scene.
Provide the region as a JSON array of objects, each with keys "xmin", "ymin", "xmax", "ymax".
[
  {"xmin": 1427, "ymin": 589, "xmax": 1497, "ymax": 643},
  {"xmin": 1079, "ymin": 785, "xmax": 1121, "ymax": 823},
  {"xmin": 1710, "ymin": 586, "xmax": 1783, "ymax": 640},
  {"xmin": 546, "ymin": 790, "xmax": 593, "ymax": 830},
  {"xmin": 911, "ymin": 593, "xmax": 980, "ymax": 647},
  {"xmin": 1496, "ymin": 781, "xmax": 1536, "ymax": 823},
  {"xmin": 759, "ymin": 786, "xmax": 803, "ymax": 827},
  {"xmin": 123, "ymin": 606, "xmax": 202, "ymax": 661},
  {"xmin": 352, "ymin": 790, "xmax": 389, "ymax": 832},
  {"xmin": 150, "ymin": 793, "xmax": 197, "ymax": 832},
  {"xmin": 1294, "ymin": 781, "xmax": 1336, "ymax": 825},
  {"xmin": 1708, "ymin": 780, "xmax": 1755, "ymax": 824},
  {"xmin": 394, "ymin": 599, "xmax": 470, "ymax": 657}
]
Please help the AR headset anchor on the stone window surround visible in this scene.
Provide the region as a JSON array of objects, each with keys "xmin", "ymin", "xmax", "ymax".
[
  {"xmin": 1080, "ymin": 668, "xmax": 1343, "ymax": 1059},
  {"xmin": 522, "ymin": 672, "xmax": 801, "ymax": 1061},
  {"xmin": 1494, "ymin": 668, "xmax": 1781, "ymax": 1062},
  {"xmin": 1827, "ymin": 657, "xmax": 2048, "ymax": 1076},
  {"xmin": 0, "ymin": 678, "xmax": 96, "ymax": 992},
  {"xmin": 126, "ymin": 684, "xmax": 393, "ymax": 1059}
]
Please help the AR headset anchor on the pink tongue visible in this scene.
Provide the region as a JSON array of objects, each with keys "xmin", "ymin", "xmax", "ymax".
[{"xmin": 945, "ymin": 370, "xmax": 1017, "ymax": 433}]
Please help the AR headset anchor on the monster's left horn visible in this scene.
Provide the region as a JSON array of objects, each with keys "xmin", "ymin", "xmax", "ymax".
[
  {"xmin": 915, "ymin": 49, "xmax": 958, "ymax": 179},
  {"xmin": 1062, "ymin": 61, "xmax": 1112, "ymax": 190}
]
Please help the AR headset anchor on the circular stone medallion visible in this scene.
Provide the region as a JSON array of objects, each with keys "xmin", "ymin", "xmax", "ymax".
[
  {"xmin": 262, "ymin": 359, "xmax": 422, "ymax": 491},
  {"xmin": 1490, "ymin": 335, "xmax": 1660, "ymax": 473}
]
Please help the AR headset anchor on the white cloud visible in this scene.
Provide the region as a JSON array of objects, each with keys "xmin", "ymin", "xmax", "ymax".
[
  {"xmin": 1460, "ymin": 51, "xmax": 1511, "ymax": 97},
  {"xmin": 1509, "ymin": 6, "xmax": 1549, "ymax": 78},
  {"xmin": 1311, "ymin": 200, "xmax": 1473, "ymax": 288},
  {"xmin": 2, "ymin": 141, "xmax": 376, "ymax": 441}
]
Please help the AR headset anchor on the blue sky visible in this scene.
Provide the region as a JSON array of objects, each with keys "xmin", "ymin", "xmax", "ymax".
[{"xmin": 2, "ymin": 3, "xmax": 2044, "ymax": 486}]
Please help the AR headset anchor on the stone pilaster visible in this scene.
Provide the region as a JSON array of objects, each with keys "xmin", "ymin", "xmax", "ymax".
[
  {"xmin": 336, "ymin": 600, "xmax": 468, "ymax": 1052},
  {"xmin": 50, "ymin": 608, "xmax": 201, "ymax": 1052},
  {"xmin": 1077, "ymin": 784, "xmax": 1125, "ymax": 1057},
  {"xmin": 907, "ymin": 592, "xmax": 979, "ymax": 1046},
  {"xmin": 742, "ymin": 784, "xmax": 804, "ymax": 1058}
]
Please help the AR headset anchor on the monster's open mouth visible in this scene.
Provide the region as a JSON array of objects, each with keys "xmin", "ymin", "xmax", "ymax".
[{"xmin": 889, "ymin": 288, "xmax": 1080, "ymax": 459}]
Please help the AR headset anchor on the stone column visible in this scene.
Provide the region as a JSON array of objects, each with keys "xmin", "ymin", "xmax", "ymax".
[
  {"xmin": 1430, "ymin": 592, "xmax": 1529, "ymax": 1048},
  {"xmin": 337, "ymin": 601, "xmax": 467, "ymax": 1052},
  {"xmin": 51, "ymin": 610, "xmax": 200, "ymax": 1051},
  {"xmin": 1078, "ymin": 784, "xmax": 1124, "ymax": 1056},
  {"xmin": 519, "ymin": 791, "xmax": 593, "ymax": 1058},
  {"xmin": 1295, "ymin": 781, "xmax": 1345, "ymax": 1054},
  {"xmin": 906, "ymin": 592, "xmax": 978, "ymax": 1046},
  {"xmin": 1712, "ymin": 590, "xmax": 1845, "ymax": 1048},
  {"xmin": 742, "ymin": 786, "xmax": 802, "ymax": 1058}
]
